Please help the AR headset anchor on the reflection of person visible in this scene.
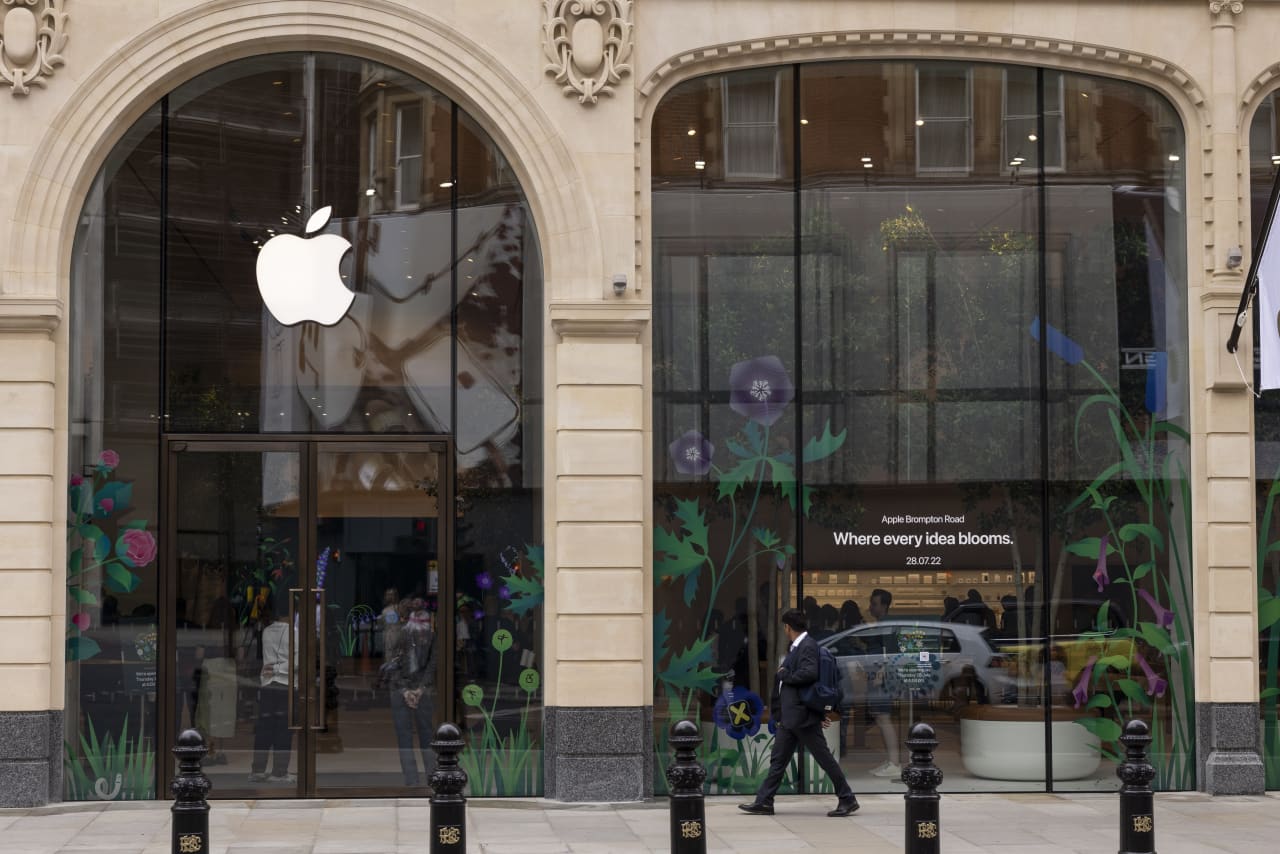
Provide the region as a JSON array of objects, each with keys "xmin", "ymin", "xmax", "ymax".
[
  {"xmin": 250, "ymin": 595, "xmax": 294, "ymax": 783},
  {"xmin": 739, "ymin": 609, "xmax": 858, "ymax": 818},
  {"xmin": 865, "ymin": 588, "xmax": 900, "ymax": 777},
  {"xmin": 388, "ymin": 600, "xmax": 437, "ymax": 787}
]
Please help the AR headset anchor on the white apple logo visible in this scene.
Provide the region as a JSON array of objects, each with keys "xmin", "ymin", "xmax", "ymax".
[{"xmin": 256, "ymin": 206, "xmax": 355, "ymax": 326}]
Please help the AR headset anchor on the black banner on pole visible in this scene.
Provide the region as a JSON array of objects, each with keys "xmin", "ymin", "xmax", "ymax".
[{"xmin": 1227, "ymin": 163, "xmax": 1280, "ymax": 353}]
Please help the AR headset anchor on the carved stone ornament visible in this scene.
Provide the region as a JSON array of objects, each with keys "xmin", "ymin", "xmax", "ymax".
[
  {"xmin": 542, "ymin": 0, "xmax": 632, "ymax": 104},
  {"xmin": 0, "ymin": 0, "xmax": 68, "ymax": 95},
  {"xmin": 1210, "ymin": 1, "xmax": 1243, "ymax": 14}
]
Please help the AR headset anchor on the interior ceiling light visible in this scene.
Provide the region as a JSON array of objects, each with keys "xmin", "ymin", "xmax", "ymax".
[
  {"xmin": 694, "ymin": 160, "xmax": 706, "ymax": 170},
  {"xmin": 800, "ymin": 118, "xmax": 809, "ymax": 125},
  {"xmin": 860, "ymin": 156, "xmax": 872, "ymax": 163},
  {"xmin": 915, "ymin": 118, "xmax": 925, "ymax": 126},
  {"xmin": 1028, "ymin": 133, "xmax": 1038, "ymax": 141},
  {"xmin": 687, "ymin": 129, "xmax": 696, "ymax": 136},
  {"xmin": 1168, "ymin": 154, "xmax": 1181, "ymax": 162}
]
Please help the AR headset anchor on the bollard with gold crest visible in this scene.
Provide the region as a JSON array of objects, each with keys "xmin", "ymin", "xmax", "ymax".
[
  {"xmin": 429, "ymin": 722, "xmax": 468, "ymax": 854},
  {"xmin": 1117, "ymin": 719, "xmax": 1156, "ymax": 854},
  {"xmin": 666, "ymin": 719, "xmax": 708, "ymax": 854},
  {"xmin": 170, "ymin": 729, "xmax": 211, "ymax": 854},
  {"xmin": 903, "ymin": 721, "xmax": 942, "ymax": 854}
]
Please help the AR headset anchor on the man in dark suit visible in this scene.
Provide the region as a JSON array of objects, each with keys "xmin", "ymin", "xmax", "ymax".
[{"xmin": 739, "ymin": 609, "xmax": 859, "ymax": 817}]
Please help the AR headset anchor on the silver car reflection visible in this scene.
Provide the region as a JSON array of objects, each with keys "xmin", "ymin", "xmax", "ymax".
[{"xmin": 817, "ymin": 620, "xmax": 1017, "ymax": 708}]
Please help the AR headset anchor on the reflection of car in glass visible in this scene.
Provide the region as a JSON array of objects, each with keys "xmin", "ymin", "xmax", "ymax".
[
  {"xmin": 818, "ymin": 620, "xmax": 1016, "ymax": 710},
  {"xmin": 989, "ymin": 598, "xmax": 1134, "ymax": 686}
]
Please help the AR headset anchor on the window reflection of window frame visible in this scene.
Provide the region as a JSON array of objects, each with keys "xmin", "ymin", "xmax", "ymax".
[
  {"xmin": 915, "ymin": 64, "xmax": 972, "ymax": 175},
  {"xmin": 1001, "ymin": 68, "xmax": 1065, "ymax": 174},
  {"xmin": 394, "ymin": 99, "xmax": 425, "ymax": 210},
  {"xmin": 364, "ymin": 109, "xmax": 378, "ymax": 210},
  {"xmin": 721, "ymin": 69, "xmax": 781, "ymax": 180}
]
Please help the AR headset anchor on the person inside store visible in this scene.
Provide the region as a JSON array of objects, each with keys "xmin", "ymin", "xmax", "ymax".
[
  {"xmin": 387, "ymin": 598, "xmax": 437, "ymax": 788},
  {"xmin": 739, "ymin": 609, "xmax": 859, "ymax": 817},
  {"xmin": 863, "ymin": 588, "xmax": 901, "ymax": 777},
  {"xmin": 250, "ymin": 590, "xmax": 295, "ymax": 783}
]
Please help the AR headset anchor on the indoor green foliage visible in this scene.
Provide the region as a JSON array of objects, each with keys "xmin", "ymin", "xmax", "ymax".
[{"xmin": 64, "ymin": 715, "xmax": 155, "ymax": 801}]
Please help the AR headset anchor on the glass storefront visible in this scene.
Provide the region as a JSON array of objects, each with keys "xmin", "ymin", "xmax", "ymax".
[
  {"xmin": 65, "ymin": 53, "xmax": 544, "ymax": 799},
  {"xmin": 1250, "ymin": 92, "xmax": 1280, "ymax": 791},
  {"xmin": 652, "ymin": 61, "xmax": 1194, "ymax": 793}
]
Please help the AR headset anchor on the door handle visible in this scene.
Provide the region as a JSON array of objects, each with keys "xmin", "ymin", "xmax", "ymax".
[
  {"xmin": 311, "ymin": 587, "xmax": 326, "ymax": 731},
  {"xmin": 287, "ymin": 588, "xmax": 301, "ymax": 731}
]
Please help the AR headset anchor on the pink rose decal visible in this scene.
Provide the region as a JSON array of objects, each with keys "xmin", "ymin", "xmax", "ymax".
[
  {"xmin": 98, "ymin": 449, "xmax": 120, "ymax": 469},
  {"xmin": 70, "ymin": 475, "xmax": 84, "ymax": 487},
  {"xmin": 71, "ymin": 612, "xmax": 91, "ymax": 632},
  {"xmin": 117, "ymin": 528, "xmax": 157, "ymax": 568},
  {"xmin": 97, "ymin": 498, "xmax": 115, "ymax": 515}
]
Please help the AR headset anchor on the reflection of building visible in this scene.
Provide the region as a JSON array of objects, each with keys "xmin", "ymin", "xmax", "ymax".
[{"xmin": 0, "ymin": 0, "xmax": 1278, "ymax": 808}]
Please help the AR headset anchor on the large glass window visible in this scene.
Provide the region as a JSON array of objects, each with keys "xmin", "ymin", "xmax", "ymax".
[
  {"xmin": 1250, "ymin": 91, "xmax": 1280, "ymax": 791},
  {"xmin": 66, "ymin": 53, "xmax": 544, "ymax": 800},
  {"xmin": 653, "ymin": 61, "xmax": 1193, "ymax": 796}
]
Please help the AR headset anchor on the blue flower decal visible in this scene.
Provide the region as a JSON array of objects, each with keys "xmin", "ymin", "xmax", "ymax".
[
  {"xmin": 669, "ymin": 430, "xmax": 714, "ymax": 475},
  {"xmin": 713, "ymin": 687, "xmax": 764, "ymax": 740},
  {"xmin": 728, "ymin": 356, "xmax": 794, "ymax": 426}
]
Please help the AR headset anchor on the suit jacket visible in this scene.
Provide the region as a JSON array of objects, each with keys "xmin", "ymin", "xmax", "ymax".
[{"xmin": 770, "ymin": 634, "xmax": 822, "ymax": 730}]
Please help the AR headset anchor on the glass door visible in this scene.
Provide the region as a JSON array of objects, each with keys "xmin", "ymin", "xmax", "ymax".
[
  {"xmin": 166, "ymin": 442, "xmax": 306, "ymax": 797},
  {"xmin": 310, "ymin": 443, "xmax": 448, "ymax": 794},
  {"xmin": 164, "ymin": 438, "xmax": 449, "ymax": 798}
]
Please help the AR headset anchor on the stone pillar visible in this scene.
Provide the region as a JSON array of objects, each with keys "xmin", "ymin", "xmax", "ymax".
[
  {"xmin": 543, "ymin": 307, "xmax": 652, "ymax": 800},
  {"xmin": 1198, "ymin": 0, "xmax": 1265, "ymax": 795},
  {"xmin": 0, "ymin": 297, "xmax": 63, "ymax": 807}
]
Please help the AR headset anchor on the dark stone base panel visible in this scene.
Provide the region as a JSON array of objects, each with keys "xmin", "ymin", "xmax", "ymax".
[
  {"xmin": 1196, "ymin": 701, "xmax": 1264, "ymax": 795},
  {"xmin": 544, "ymin": 706, "xmax": 653, "ymax": 801},
  {"xmin": 0, "ymin": 710, "xmax": 62, "ymax": 807}
]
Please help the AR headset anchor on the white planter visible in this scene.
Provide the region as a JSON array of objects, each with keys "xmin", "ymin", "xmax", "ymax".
[{"xmin": 959, "ymin": 714, "xmax": 1101, "ymax": 781}]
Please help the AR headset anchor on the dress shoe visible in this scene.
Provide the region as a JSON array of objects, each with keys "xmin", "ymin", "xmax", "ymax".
[
  {"xmin": 738, "ymin": 802, "xmax": 775, "ymax": 815},
  {"xmin": 827, "ymin": 797, "xmax": 859, "ymax": 817}
]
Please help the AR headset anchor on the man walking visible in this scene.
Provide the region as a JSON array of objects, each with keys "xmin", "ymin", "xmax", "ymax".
[{"xmin": 739, "ymin": 609, "xmax": 859, "ymax": 817}]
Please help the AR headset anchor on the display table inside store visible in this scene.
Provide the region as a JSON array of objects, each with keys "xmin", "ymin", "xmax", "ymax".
[{"xmin": 957, "ymin": 704, "xmax": 1100, "ymax": 781}]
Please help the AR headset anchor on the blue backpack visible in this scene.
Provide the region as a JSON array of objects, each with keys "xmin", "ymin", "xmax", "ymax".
[{"xmin": 801, "ymin": 645, "xmax": 841, "ymax": 715}]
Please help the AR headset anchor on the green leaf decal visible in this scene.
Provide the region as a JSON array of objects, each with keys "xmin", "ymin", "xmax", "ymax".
[
  {"xmin": 752, "ymin": 528, "xmax": 780, "ymax": 549},
  {"xmin": 1085, "ymin": 694, "xmax": 1113, "ymax": 710},
  {"xmin": 1138, "ymin": 622, "xmax": 1176, "ymax": 656},
  {"xmin": 1115, "ymin": 678, "xmax": 1151, "ymax": 706},
  {"xmin": 103, "ymin": 561, "xmax": 141, "ymax": 594},
  {"xmin": 500, "ymin": 573, "xmax": 543, "ymax": 616},
  {"xmin": 717, "ymin": 458, "xmax": 758, "ymax": 500},
  {"xmin": 66, "ymin": 636, "xmax": 102, "ymax": 662},
  {"xmin": 69, "ymin": 587, "xmax": 98, "ymax": 606},
  {"xmin": 801, "ymin": 421, "xmax": 847, "ymax": 463},
  {"xmin": 660, "ymin": 637, "xmax": 722, "ymax": 694},
  {"xmin": 1065, "ymin": 537, "xmax": 1113, "ymax": 559},
  {"xmin": 1074, "ymin": 716, "xmax": 1123, "ymax": 744},
  {"xmin": 1095, "ymin": 655, "xmax": 1131, "ymax": 672},
  {"xmin": 1132, "ymin": 561, "xmax": 1154, "ymax": 581},
  {"xmin": 655, "ymin": 500, "xmax": 711, "ymax": 605},
  {"xmin": 1118, "ymin": 523, "xmax": 1164, "ymax": 552},
  {"xmin": 1258, "ymin": 593, "xmax": 1280, "ymax": 632}
]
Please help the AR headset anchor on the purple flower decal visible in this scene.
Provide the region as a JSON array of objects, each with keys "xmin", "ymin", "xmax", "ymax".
[
  {"xmin": 472, "ymin": 608, "xmax": 485, "ymax": 621},
  {"xmin": 1072, "ymin": 655, "xmax": 1098, "ymax": 708},
  {"xmin": 713, "ymin": 687, "xmax": 764, "ymax": 740},
  {"xmin": 669, "ymin": 430, "xmax": 714, "ymax": 476},
  {"xmin": 1093, "ymin": 534, "xmax": 1110, "ymax": 592},
  {"xmin": 1138, "ymin": 589, "xmax": 1174, "ymax": 629},
  {"xmin": 1030, "ymin": 317, "xmax": 1084, "ymax": 365},
  {"xmin": 1136, "ymin": 653, "xmax": 1168, "ymax": 698},
  {"xmin": 728, "ymin": 356, "xmax": 794, "ymax": 426},
  {"xmin": 476, "ymin": 571, "xmax": 493, "ymax": 591},
  {"xmin": 498, "ymin": 585, "xmax": 511, "ymax": 601}
]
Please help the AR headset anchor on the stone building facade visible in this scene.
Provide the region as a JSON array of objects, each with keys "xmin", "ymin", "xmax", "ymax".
[{"xmin": 0, "ymin": 0, "xmax": 1278, "ymax": 807}]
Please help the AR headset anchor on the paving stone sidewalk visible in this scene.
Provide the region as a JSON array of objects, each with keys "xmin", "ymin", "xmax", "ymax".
[{"xmin": 1, "ymin": 792, "xmax": 1278, "ymax": 853}]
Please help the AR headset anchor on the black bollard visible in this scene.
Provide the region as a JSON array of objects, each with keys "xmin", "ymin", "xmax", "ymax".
[
  {"xmin": 665, "ymin": 720, "xmax": 707, "ymax": 854},
  {"xmin": 429, "ymin": 722, "xmax": 468, "ymax": 853},
  {"xmin": 170, "ymin": 728, "xmax": 211, "ymax": 854},
  {"xmin": 1117, "ymin": 719, "xmax": 1156, "ymax": 854},
  {"xmin": 902, "ymin": 721, "xmax": 943, "ymax": 854}
]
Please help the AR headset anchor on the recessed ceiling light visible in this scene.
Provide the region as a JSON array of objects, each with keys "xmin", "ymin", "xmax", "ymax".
[
  {"xmin": 439, "ymin": 181, "xmax": 454, "ymax": 188},
  {"xmin": 860, "ymin": 156, "xmax": 872, "ymax": 163},
  {"xmin": 694, "ymin": 160, "xmax": 706, "ymax": 170},
  {"xmin": 1028, "ymin": 133, "xmax": 1038, "ymax": 141},
  {"xmin": 365, "ymin": 188, "xmax": 376, "ymax": 196},
  {"xmin": 863, "ymin": 163, "xmax": 873, "ymax": 169},
  {"xmin": 687, "ymin": 129, "xmax": 697, "ymax": 136},
  {"xmin": 1168, "ymin": 154, "xmax": 1181, "ymax": 162},
  {"xmin": 800, "ymin": 119, "xmax": 809, "ymax": 126},
  {"xmin": 915, "ymin": 119, "xmax": 925, "ymax": 127}
]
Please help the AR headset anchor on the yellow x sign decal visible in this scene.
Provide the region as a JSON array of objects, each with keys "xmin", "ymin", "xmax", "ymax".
[{"xmin": 729, "ymin": 701, "xmax": 751, "ymax": 725}]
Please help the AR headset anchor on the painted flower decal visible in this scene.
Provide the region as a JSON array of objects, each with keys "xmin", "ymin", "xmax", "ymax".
[
  {"xmin": 1138, "ymin": 589, "xmax": 1174, "ymax": 629},
  {"xmin": 492, "ymin": 628, "xmax": 513, "ymax": 652},
  {"xmin": 1136, "ymin": 653, "xmax": 1168, "ymax": 698},
  {"xmin": 712, "ymin": 687, "xmax": 764, "ymax": 740},
  {"xmin": 98, "ymin": 449, "xmax": 120, "ymax": 470},
  {"xmin": 728, "ymin": 356, "xmax": 794, "ymax": 426},
  {"xmin": 498, "ymin": 584, "xmax": 511, "ymax": 601},
  {"xmin": 476, "ymin": 571, "xmax": 493, "ymax": 591},
  {"xmin": 519, "ymin": 668, "xmax": 540, "ymax": 694},
  {"xmin": 1072, "ymin": 655, "xmax": 1098, "ymax": 708},
  {"xmin": 1092, "ymin": 534, "xmax": 1110, "ymax": 592},
  {"xmin": 69, "ymin": 475, "xmax": 84, "ymax": 487},
  {"xmin": 117, "ymin": 529, "xmax": 157, "ymax": 568},
  {"xmin": 1030, "ymin": 317, "xmax": 1084, "ymax": 365},
  {"xmin": 669, "ymin": 430, "xmax": 714, "ymax": 476}
]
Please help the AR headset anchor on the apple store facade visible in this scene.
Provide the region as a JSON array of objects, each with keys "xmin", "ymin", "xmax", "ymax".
[{"xmin": 64, "ymin": 53, "xmax": 545, "ymax": 799}]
